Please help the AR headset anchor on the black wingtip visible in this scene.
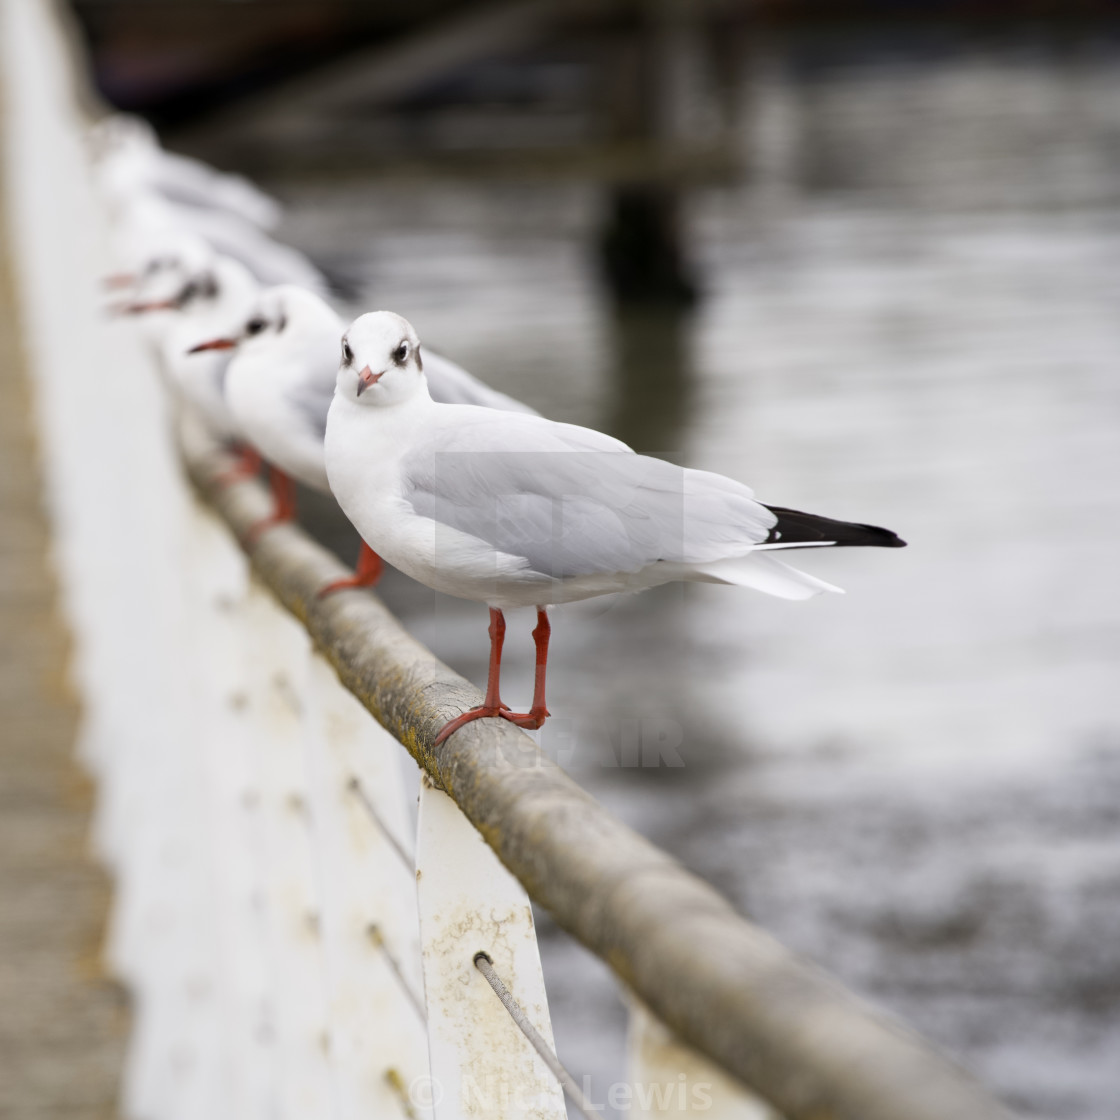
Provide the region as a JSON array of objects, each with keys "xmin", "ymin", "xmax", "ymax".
[{"xmin": 762, "ymin": 505, "xmax": 907, "ymax": 549}]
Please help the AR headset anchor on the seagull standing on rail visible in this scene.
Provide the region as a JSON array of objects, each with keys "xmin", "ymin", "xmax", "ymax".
[
  {"xmin": 93, "ymin": 120, "xmax": 327, "ymax": 297},
  {"xmin": 189, "ymin": 285, "xmax": 377, "ymax": 589},
  {"xmin": 92, "ymin": 114, "xmax": 328, "ymax": 297},
  {"xmin": 325, "ymin": 311, "xmax": 906, "ymax": 744},
  {"xmin": 189, "ymin": 289, "xmax": 538, "ymax": 595},
  {"xmin": 114, "ymin": 245, "xmax": 262, "ymax": 447},
  {"xmin": 159, "ymin": 256, "xmax": 260, "ymax": 443},
  {"xmin": 106, "ymin": 188, "xmax": 329, "ymax": 297},
  {"xmin": 91, "ymin": 114, "xmax": 282, "ymax": 233},
  {"xmin": 111, "ymin": 231, "xmax": 215, "ymax": 326}
]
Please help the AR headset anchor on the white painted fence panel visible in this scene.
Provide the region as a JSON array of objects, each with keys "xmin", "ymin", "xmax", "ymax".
[
  {"xmin": 239, "ymin": 583, "xmax": 337, "ymax": 1119},
  {"xmin": 415, "ymin": 778, "xmax": 567, "ymax": 1120},
  {"xmin": 303, "ymin": 655, "xmax": 432, "ymax": 1120},
  {"xmin": 184, "ymin": 499, "xmax": 277, "ymax": 1120}
]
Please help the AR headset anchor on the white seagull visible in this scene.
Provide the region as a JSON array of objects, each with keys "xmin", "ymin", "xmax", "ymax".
[
  {"xmin": 90, "ymin": 114, "xmax": 282, "ymax": 232},
  {"xmin": 324, "ymin": 311, "xmax": 906, "ymax": 744},
  {"xmin": 101, "ymin": 176, "xmax": 327, "ymax": 297},
  {"xmin": 160, "ymin": 255, "xmax": 260, "ymax": 444},
  {"xmin": 111, "ymin": 230, "xmax": 214, "ymax": 319},
  {"xmin": 115, "ymin": 248, "xmax": 264, "ymax": 481},
  {"xmin": 189, "ymin": 289, "xmax": 538, "ymax": 595}
]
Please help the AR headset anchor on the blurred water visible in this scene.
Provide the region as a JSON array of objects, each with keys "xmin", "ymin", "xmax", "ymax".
[{"xmin": 269, "ymin": 36, "xmax": 1120, "ymax": 1119}]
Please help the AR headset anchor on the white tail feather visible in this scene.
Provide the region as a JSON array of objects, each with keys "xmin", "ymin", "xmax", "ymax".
[{"xmin": 691, "ymin": 552, "xmax": 844, "ymax": 600}]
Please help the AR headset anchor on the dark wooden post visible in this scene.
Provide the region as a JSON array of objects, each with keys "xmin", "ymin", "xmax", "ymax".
[{"xmin": 598, "ymin": 0, "xmax": 699, "ymax": 305}]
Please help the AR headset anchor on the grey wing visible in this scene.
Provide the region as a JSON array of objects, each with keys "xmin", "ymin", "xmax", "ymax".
[
  {"xmin": 424, "ymin": 350, "xmax": 539, "ymax": 416},
  {"xmin": 401, "ymin": 416, "xmax": 775, "ymax": 578},
  {"xmin": 154, "ymin": 152, "xmax": 282, "ymax": 230},
  {"xmin": 186, "ymin": 210, "xmax": 329, "ymax": 295}
]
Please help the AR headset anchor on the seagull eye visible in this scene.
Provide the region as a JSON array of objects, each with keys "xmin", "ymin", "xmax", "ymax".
[
  {"xmin": 245, "ymin": 317, "xmax": 267, "ymax": 336},
  {"xmin": 393, "ymin": 342, "xmax": 409, "ymax": 363},
  {"xmin": 341, "ymin": 340, "xmax": 352, "ymax": 364}
]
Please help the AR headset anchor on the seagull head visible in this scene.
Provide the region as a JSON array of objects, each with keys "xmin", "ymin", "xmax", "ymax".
[
  {"xmin": 121, "ymin": 266, "xmax": 224, "ymax": 317},
  {"xmin": 340, "ymin": 311, "xmax": 425, "ymax": 406},
  {"xmin": 186, "ymin": 284, "xmax": 335, "ymax": 359},
  {"xmin": 112, "ymin": 235, "xmax": 217, "ymax": 315},
  {"xmin": 88, "ymin": 113, "xmax": 158, "ymax": 164},
  {"xmin": 186, "ymin": 293, "xmax": 274, "ymax": 353},
  {"xmin": 114, "ymin": 263, "xmax": 195, "ymax": 315}
]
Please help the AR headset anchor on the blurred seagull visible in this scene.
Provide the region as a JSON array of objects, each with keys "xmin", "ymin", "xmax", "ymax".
[
  {"xmin": 110, "ymin": 230, "xmax": 215, "ymax": 319},
  {"xmin": 118, "ymin": 248, "xmax": 264, "ymax": 478},
  {"xmin": 108, "ymin": 189, "xmax": 329, "ymax": 297},
  {"xmin": 91, "ymin": 114, "xmax": 282, "ymax": 232},
  {"xmin": 325, "ymin": 311, "xmax": 907, "ymax": 744},
  {"xmin": 190, "ymin": 288, "xmax": 537, "ymax": 595},
  {"xmin": 91, "ymin": 115, "xmax": 328, "ymax": 296},
  {"xmin": 161, "ymin": 256, "xmax": 260, "ymax": 444},
  {"xmin": 197, "ymin": 286, "xmax": 356, "ymax": 575}
]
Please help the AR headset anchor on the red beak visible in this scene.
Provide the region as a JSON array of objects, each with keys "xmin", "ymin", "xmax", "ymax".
[
  {"xmin": 187, "ymin": 337, "xmax": 237, "ymax": 354},
  {"xmin": 102, "ymin": 272, "xmax": 137, "ymax": 290},
  {"xmin": 356, "ymin": 365, "xmax": 383, "ymax": 397},
  {"xmin": 117, "ymin": 298, "xmax": 179, "ymax": 315}
]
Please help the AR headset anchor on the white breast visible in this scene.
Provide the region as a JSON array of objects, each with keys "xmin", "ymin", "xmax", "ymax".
[
  {"xmin": 325, "ymin": 393, "xmax": 415, "ymax": 554},
  {"xmin": 326, "ymin": 394, "xmax": 570, "ymax": 606},
  {"xmin": 226, "ymin": 353, "xmax": 329, "ymax": 491}
]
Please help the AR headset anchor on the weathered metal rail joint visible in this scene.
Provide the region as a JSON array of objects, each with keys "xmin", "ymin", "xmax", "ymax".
[{"xmin": 182, "ymin": 420, "xmax": 1013, "ymax": 1120}]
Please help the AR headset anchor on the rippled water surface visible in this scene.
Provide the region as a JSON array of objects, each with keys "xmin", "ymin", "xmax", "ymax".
[{"xmin": 265, "ymin": 37, "xmax": 1120, "ymax": 1119}]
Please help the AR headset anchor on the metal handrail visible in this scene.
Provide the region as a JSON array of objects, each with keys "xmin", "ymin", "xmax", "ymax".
[{"xmin": 181, "ymin": 419, "xmax": 1012, "ymax": 1120}]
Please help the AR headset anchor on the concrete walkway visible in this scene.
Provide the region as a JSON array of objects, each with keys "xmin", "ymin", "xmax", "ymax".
[{"xmin": 0, "ymin": 181, "xmax": 126, "ymax": 1117}]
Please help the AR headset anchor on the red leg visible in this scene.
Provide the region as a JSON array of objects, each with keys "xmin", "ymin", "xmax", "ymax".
[
  {"xmin": 215, "ymin": 445, "xmax": 261, "ymax": 488},
  {"xmin": 318, "ymin": 541, "xmax": 385, "ymax": 598},
  {"xmin": 246, "ymin": 467, "xmax": 297, "ymax": 546},
  {"xmin": 434, "ymin": 608, "xmax": 510, "ymax": 745},
  {"xmin": 502, "ymin": 608, "xmax": 551, "ymax": 730}
]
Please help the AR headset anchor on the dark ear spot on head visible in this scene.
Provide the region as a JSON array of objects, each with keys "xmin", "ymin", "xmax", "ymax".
[
  {"xmin": 415, "ymin": 345, "xmax": 422, "ymax": 372},
  {"xmin": 277, "ymin": 308, "xmax": 288, "ymax": 332}
]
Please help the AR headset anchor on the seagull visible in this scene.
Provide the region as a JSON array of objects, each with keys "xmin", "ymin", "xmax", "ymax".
[
  {"xmin": 116, "ymin": 248, "xmax": 265, "ymax": 480},
  {"xmin": 109, "ymin": 230, "xmax": 215, "ymax": 320},
  {"xmin": 192, "ymin": 285, "xmax": 370, "ymax": 586},
  {"xmin": 90, "ymin": 113, "xmax": 282, "ymax": 232},
  {"xmin": 160, "ymin": 255, "xmax": 260, "ymax": 444},
  {"xmin": 103, "ymin": 181, "xmax": 328, "ymax": 297},
  {"xmin": 324, "ymin": 311, "xmax": 906, "ymax": 744},
  {"xmin": 189, "ymin": 288, "xmax": 538, "ymax": 595},
  {"xmin": 91, "ymin": 116, "xmax": 328, "ymax": 296}
]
